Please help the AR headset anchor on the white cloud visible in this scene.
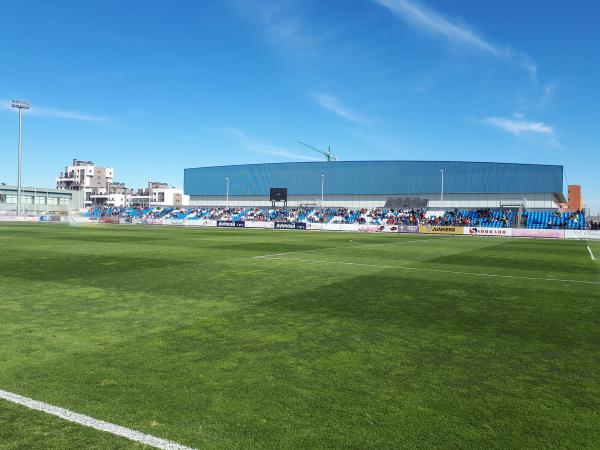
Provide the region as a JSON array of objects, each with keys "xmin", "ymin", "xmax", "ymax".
[
  {"xmin": 373, "ymin": 0, "xmax": 504, "ymax": 56},
  {"xmin": 484, "ymin": 116, "xmax": 554, "ymax": 135},
  {"xmin": 312, "ymin": 93, "xmax": 372, "ymax": 125},
  {"xmin": 483, "ymin": 116, "xmax": 558, "ymax": 143},
  {"xmin": 540, "ymin": 81, "xmax": 558, "ymax": 108},
  {"xmin": 223, "ymin": 128, "xmax": 321, "ymax": 161},
  {"xmin": 0, "ymin": 99, "xmax": 108, "ymax": 122},
  {"xmin": 372, "ymin": 0, "xmax": 536, "ymax": 77},
  {"xmin": 228, "ymin": 0, "xmax": 322, "ymax": 53}
]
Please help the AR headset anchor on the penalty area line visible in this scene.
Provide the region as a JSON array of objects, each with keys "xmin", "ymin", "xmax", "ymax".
[
  {"xmin": 0, "ymin": 389, "xmax": 195, "ymax": 450},
  {"xmin": 256, "ymin": 257, "xmax": 600, "ymax": 286}
]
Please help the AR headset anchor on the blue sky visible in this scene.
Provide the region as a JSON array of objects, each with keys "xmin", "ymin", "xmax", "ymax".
[{"xmin": 1, "ymin": 0, "xmax": 599, "ymax": 210}]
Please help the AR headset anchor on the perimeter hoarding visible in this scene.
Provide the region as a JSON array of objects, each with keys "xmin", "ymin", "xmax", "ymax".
[
  {"xmin": 216, "ymin": 220, "xmax": 245, "ymax": 228},
  {"xmin": 512, "ymin": 229, "xmax": 564, "ymax": 239},
  {"xmin": 274, "ymin": 222, "xmax": 307, "ymax": 230},
  {"xmin": 358, "ymin": 224, "xmax": 403, "ymax": 233},
  {"xmin": 419, "ymin": 225, "xmax": 464, "ymax": 235},
  {"xmin": 564, "ymin": 230, "xmax": 600, "ymax": 240},
  {"xmin": 398, "ymin": 225, "xmax": 419, "ymax": 234},
  {"xmin": 464, "ymin": 227, "xmax": 513, "ymax": 237}
]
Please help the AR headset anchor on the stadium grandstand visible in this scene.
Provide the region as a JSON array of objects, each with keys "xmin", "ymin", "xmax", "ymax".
[
  {"xmin": 184, "ymin": 160, "xmax": 565, "ymax": 210},
  {"xmin": 84, "ymin": 206, "xmax": 592, "ymax": 230}
]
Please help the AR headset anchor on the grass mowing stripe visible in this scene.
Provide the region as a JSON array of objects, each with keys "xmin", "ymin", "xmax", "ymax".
[
  {"xmin": 587, "ymin": 245, "xmax": 597, "ymax": 261},
  {"xmin": 258, "ymin": 256, "xmax": 600, "ymax": 285},
  {"xmin": 0, "ymin": 389, "xmax": 195, "ymax": 450}
]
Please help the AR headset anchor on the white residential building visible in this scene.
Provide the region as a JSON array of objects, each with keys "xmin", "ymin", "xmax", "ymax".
[
  {"xmin": 56, "ymin": 159, "xmax": 114, "ymax": 206},
  {"xmin": 130, "ymin": 182, "xmax": 189, "ymax": 207}
]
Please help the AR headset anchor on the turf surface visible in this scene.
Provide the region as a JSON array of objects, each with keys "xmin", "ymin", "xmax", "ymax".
[{"xmin": 0, "ymin": 223, "xmax": 599, "ymax": 449}]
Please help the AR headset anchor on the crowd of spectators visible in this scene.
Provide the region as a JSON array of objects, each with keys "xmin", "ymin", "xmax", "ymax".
[{"xmin": 82, "ymin": 206, "xmax": 593, "ymax": 230}]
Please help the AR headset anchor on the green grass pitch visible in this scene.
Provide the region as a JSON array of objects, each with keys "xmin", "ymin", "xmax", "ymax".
[{"xmin": 0, "ymin": 223, "xmax": 599, "ymax": 449}]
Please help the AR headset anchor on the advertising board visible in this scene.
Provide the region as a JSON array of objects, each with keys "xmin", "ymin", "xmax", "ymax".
[
  {"xmin": 398, "ymin": 225, "xmax": 419, "ymax": 234},
  {"xmin": 216, "ymin": 220, "xmax": 245, "ymax": 228},
  {"xmin": 305, "ymin": 223, "xmax": 323, "ymax": 231},
  {"xmin": 244, "ymin": 221, "xmax": 274, "ymax": 229},
  {"xmin": 464, "ymin": 227, "xmax": 513, "ymax": 237},
  {"xmin": 564, "ymin": 230, "xmax": 600, "ymax": 240},
  {"xmin": 419, "ymin": 225, "xmax": 464, "ymax": 235},
  {"xmin": 319, "ymin": 223, "xmax": 360, "ymax": 232},
  {"xmin": 512, "ymin": 229, "xmax": 564, "ymax": 239},
  {"xmin": 358, "ymin": 224, "xmax": 403, "ymax": 233},
  {"xmin": 274, "ymin": 222, "xmax": 307, "ymax": 230}
]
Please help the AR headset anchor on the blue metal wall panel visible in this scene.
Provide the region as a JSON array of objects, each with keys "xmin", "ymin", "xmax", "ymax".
[{"xmin": 184, "ymin": 161, "xmax": 563, "ymax": 196}]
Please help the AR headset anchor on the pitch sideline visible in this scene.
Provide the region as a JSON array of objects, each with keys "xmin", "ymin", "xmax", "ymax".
[{"xmin": 0, "ymin": 389, "xmax": 195, "ymax": 450}]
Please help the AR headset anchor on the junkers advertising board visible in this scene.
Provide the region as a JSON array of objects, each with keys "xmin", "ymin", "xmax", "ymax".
[
  {"xmin": 464, "ymin": 227, "xmax": 513, "ymax": 237},
  {"xmin": 216, "ymin": 220, "xmax": 245, "ymax": 228},
  {"xmin": 274, "ymin": 222, "xmax": 307, "ymax": 230},
  {"xmin": 418, "ymin": 225, "xmax": 464, "ymax": 235}
]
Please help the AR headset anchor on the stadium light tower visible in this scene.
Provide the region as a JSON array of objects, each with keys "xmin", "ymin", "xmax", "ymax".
[
  {"xmin": 440, "ymin": 169, "xmax": 444, "ymax": 212},
  {"xmin": 321, "ymin": 174, "xmax": 324, "ymax": 208},
  {"xmin": 225, "ymin": 177, "xmax": 230, "ymax": 208},
  {"xmin": 11, "ymin": 100, "xmax": 30, "ymax": 217}
]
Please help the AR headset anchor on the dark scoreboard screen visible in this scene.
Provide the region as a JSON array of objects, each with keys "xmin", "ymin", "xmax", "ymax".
[{"xmin": 270, "ymin": 187, "xmax": 288, "ymax": 202}]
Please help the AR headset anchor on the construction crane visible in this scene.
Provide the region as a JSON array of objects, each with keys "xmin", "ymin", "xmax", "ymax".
[{"xmin": 297, "ymin": 141, "xmax": 338, "ymax": 161}]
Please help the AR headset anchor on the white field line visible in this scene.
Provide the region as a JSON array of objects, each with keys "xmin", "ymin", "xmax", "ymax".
[
  {"xmin": 253, "ymin": 236, "xmax": 444, "ymax": 259},
  {"xmin": 256, "ymin": 257, "xmax": 600, "ymax": 286},
  {"xmin": 0, "ymin": 389, "xmax": 195, "ymax": 450},
  {"xmin": 588, "ymin": 245, "xmax": 597, "ymax": 261}
]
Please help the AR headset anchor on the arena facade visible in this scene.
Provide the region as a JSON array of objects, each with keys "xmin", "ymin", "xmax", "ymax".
[{"xmin": 184, "ymin": 161, "xmax": 565, "ymax": 210}]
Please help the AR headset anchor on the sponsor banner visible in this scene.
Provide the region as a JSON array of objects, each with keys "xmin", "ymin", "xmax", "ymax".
[
  {"xmin": 358, "ymin": 224, "xmax": 402, "ymax": 233},
  {"xmin": 398, "ymin": 224, "xmax": 419, "ymax": 234},
  {"xmin": 307, "ymin": 222, "xmax": 358, "ymax": 232},
  {"xmin": 216, "ymin": 220, "xmax": 245, "ymax": 228},
  {"xmin": 244, "ymin": 221, "xmax": 274, "ymax": 229},
  {"xmin": 464, "ymin": 227, "xmax": 513, "ymax": 237},
  {"xmin": 274, "ymin": 221, "xmax": 307, "ymax": 230},
  {"xmin": 161, "ymin": 219, "xmax": 184, "ymax": 226},
  {"xmin": 140, "ymin": 218, "xmax": 164, "ymax": 225},
  {"xmin": 419, "ymin": 225, "xmax": 464, "ymax": 235},
  {"xmin": 338, "ymin": 224, "xmax": 360, "ymax": 232},
  {"xmin": 512, "ymin": 228, "xmax": 564, "ymax": 239},
  {"xmin": 305, "ymin": 223, "xmax": 323, "ymax": 231},
  {"xmin": 182, "ymin": 219, "xmax": 217, "ymax": 227},
  {"xmin": 565, "ymin": 229, "xmax": 600, "ymax": 240}
]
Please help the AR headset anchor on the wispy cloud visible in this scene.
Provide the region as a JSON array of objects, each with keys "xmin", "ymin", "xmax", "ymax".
[
  {"xmin": 312, "ymin": 93, "xmax": 372, "ymax": 125},
  {"xmin": 0, "ymin": 99, "xmax": 108, "ymax": 122},
  {"xmin": 223, "ymin": 128, "xmax": 321, "ymax": 161},
  {"xmin": 483, "ymin": 115, "xmax": 559, "ymax": 147},
  {"xmin": 483, "ymin": 116, "xmax": 554, "ymax": 136},
  {"xmin": 539, "ymin": 81, "xmax": 558, "ymax": 108},
  {"xmin": 372, "ymin": 0, "xmax": 536, "ymax": 77},
  {"xmin": 228, "ymin": 0, "xmax": 322, "ymax": 53}
]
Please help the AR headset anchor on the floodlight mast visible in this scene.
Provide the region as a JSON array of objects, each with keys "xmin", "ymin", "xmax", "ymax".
[{"xmin": 11, "ymin": 100, "xmax": 30, "ymax": 217}]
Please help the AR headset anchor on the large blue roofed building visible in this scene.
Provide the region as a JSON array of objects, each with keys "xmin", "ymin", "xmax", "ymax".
[{"xmin": 184, "ymin": 161, "xmax": 565, "ymax": 210}]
